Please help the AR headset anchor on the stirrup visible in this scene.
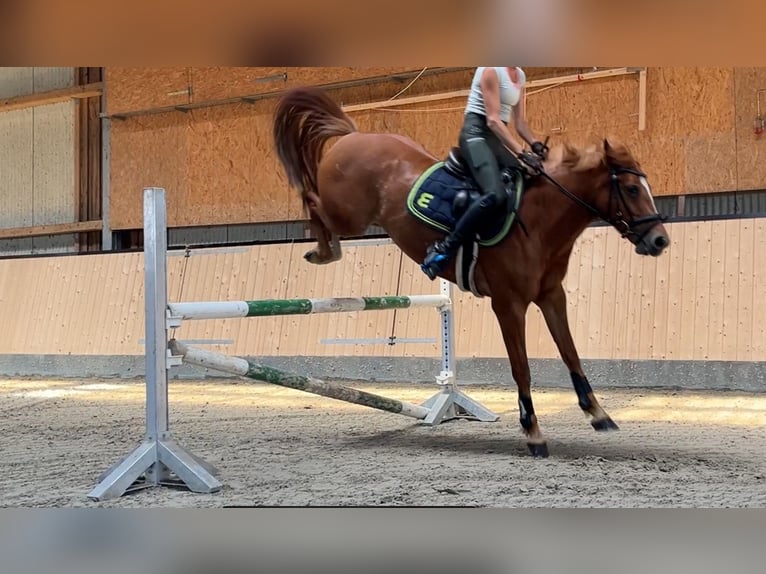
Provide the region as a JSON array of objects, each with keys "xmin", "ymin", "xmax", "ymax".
[
  {"xmin": 421, "ymin": 259, "xmax": 446, "ymax": 280},
  {"xmin": 421, "ymin": 241, "xmax": 452, "ymax": 279},
  {"xmin": 427, "ymin": 240, "xmax": 447, "ymax": 255}
]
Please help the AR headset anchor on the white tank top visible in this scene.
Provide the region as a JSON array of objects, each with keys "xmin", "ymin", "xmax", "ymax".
[{"xmin": 464, "ymin": 67, "xmax": 526, "ymax": 123}]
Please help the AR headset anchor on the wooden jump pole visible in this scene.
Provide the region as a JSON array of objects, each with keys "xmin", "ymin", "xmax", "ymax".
[
  {"xmin": 167, "ymin": 293, "xmax": 449, "ymax": 321},
  {"xmin": 168, "ymin": 339, "xmax": 431, "ymax": 419}
]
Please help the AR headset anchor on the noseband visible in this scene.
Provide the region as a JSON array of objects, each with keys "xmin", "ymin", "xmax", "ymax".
[{"xmin": 607, "ymin": 166, "xmax": 667, "ymax": 243}]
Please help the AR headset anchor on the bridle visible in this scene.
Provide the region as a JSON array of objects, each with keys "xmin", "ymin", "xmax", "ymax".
[{"xmin": 538, "ymin": 162, "xmax": 667, "ymax": 244}]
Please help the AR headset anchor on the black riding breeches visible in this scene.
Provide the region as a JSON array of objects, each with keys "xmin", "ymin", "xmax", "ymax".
[
  {"xmin": 447, "ymin": 113, "xmax": 523, "ymax": 242},
  {"xmin": 458, "ymin": 112, "xmax": 522, "ymax": 204}
]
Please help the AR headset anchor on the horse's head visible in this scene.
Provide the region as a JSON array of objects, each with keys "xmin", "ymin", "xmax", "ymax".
[{"xmin": 595, "ymin": 139, "xmax": 670, "ymax": 257}]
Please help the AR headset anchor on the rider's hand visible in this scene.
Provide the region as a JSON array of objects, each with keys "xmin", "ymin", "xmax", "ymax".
[
  {"xmin": 531, "ymin": 140, "xmax": 549, "ymax": 160},
  {"xmin": 519, "ymin": 150, "xmax": 544, "ymax": 173}
]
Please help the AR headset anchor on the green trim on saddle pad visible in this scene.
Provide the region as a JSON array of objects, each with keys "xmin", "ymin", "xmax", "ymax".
[
  {"xmin": 406, "ymin": 162, "xmax": 445, "ymax": 229},
  {"xmin": 406, "ymin": 161, "xmax": 523, "ymax": 247}
]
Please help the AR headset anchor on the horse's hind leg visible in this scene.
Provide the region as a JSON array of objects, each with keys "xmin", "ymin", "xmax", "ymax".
[
  {"xmin": 303, "ymin": 192, "xmax": 342, "ymax": 265},
  {"xmin": 305, "ymin": 214, "xmax": 342, "ymax": 265},
  {"xmin": 537, "ymin": 284, "xmax": 619, "ymax": 431},
  {"xmin": 492, "ymin": 297, "xmax": 549, "ymax": 457}
]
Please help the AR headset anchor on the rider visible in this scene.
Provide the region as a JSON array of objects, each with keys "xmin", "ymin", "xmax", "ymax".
[{"xmin": 421, "ymin": 66, "xmax": 549, "ymax": 280}]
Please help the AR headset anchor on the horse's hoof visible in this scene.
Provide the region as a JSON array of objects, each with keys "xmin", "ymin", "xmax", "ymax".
[
  {"xmin": 591, "ymin": 417, "xmax": 620, "ymax": 431},
  {"xmin": 304, "ymin": 250, "xmax": 321, "ymax": 264},
  {"xmin": 527, "ymin": 442, "xmax": 549, "ymax": 458}
]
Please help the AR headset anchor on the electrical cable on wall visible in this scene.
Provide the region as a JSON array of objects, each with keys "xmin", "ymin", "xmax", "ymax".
[
  {"xmin": 356, "ymin": 80, "xmax": 569, "ymax": 115},
  {"xmin": 386, "ymin": 67, "xmax": 429, "ymax": 101}
]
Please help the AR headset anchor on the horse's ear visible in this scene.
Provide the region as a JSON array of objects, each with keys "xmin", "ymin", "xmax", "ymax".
[
  {"xmin": 603, "ymin": 138, "xmax": 612, "ymax": 153},
  {"xmin": 559, "ymin": 141, "xmax": 579, "ymax": 167}
]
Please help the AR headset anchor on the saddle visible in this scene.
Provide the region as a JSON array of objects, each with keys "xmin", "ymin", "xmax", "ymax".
[{"xmin": 442, "ymin": 147, "xmax": 525, "ymax": 218}]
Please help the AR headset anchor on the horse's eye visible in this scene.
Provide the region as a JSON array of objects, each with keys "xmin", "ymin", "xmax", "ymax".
[{"xmin": 627, "ymin": 185, "xmax": 640, "ymax": 196}]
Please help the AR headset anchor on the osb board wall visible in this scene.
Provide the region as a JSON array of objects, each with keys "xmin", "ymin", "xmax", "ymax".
[
  {"xmin": 105, "ymin": 68, "xmax": 424, "ymax": 115},
  {"xmin": 109, "ymin": 102, "xmax": 298, "ymax": 230},
  {"xmin": 107, "ymin": 67, "xmax": 766, "ymax": 231},
  {"xmin": 1, "ymin": 218, "xmax": 764, "ymax": 363},
  {"xmin": 104, "ymin": 67, "xmax": 586, "ymax": 116},
  {"xmin": 735, "ymin": 68, "xmax": 766, "ymax": 190},
  {"xmin": 108, "ymin": 68, "xmax": 476, "ymax": 230}
]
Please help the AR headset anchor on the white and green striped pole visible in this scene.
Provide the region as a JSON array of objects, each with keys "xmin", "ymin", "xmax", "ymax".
[
  {"xmin": 169, "ymin": 339, "xmax": 430, "ymax": 419},
  {"xmin": 168, "ymin": 293, "xmax": 449, "ymax": 321}
]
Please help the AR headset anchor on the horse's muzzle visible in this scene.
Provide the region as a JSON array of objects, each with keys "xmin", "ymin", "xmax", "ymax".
[{"xmin": 635, "ymin": 227, "xmax": 670, "ymax": 256}]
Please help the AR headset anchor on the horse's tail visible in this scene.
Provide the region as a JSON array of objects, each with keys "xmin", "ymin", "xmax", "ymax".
[{"xmin": 273, "ymin": 87, "xmax": 357, "ymax": 212}]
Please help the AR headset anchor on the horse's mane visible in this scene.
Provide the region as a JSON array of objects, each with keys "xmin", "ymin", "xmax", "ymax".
[{"xmin": 546, "ymin": 139, "xmax": 636, "ymax": 173}]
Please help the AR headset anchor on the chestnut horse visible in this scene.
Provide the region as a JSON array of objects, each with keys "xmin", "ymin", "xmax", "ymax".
[{"xmin": 273, "ymin": 86, "xmax": 670, "ymax": 457}]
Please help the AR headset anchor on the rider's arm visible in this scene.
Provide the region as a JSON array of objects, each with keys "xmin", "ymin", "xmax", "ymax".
[
  {"xmin": 511, "ymin": 87, "xmax": 538, "ymax": 148},
  {"xmin": 480, "ymin": 68, "xmax": 524, "ymax": 156}
]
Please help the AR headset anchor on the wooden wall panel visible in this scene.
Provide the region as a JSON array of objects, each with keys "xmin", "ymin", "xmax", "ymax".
[
  {"xmin": 677, "ymin": 223, "xmax": 700, "ymax": 359},
  {"xmin": 106, "ymin": 68, "xmax": 192, "ymax": 115},
  {"xmin": 1, "ymin": 219, "xmax": 765, "ymax": 363},
  {"xmin": 751, "ymin": 219, "xmax": 766, "ymax": 359},
  {"xmin": 691, "ymin": 222, "xmax": 713, "ymax": 360},
  {"xmin": 632, "ymin": 68, "xmax": 684, "ymax": 197},
  {"xmin": 706, "ymin": 220, "xmax": 727, "ymax": 358},
  {"xmin": 734, "ymin": 67, "xmax": 766, "ymax": 191},
  {"xmin": 452, "ymin": 289, "xmax": 501, "ymax": 360},
  {"xmin": 624, "ymin": 231, "xmax": 645, "ymax": 358},
  {"xmin": 636, "ymin": 236, "xmax": 658, "ymax": 360},
  {"xmin": 525, "ymin": 87, "xmax": 562, "ymax": 136},
  {"xmin": 110, "ymin": 115, "xmax": 188, "ymax": 229},
  {"xmin": 558, "ymin": 76, "xmax": 638, "ymax": 134},
  {"xmin": 650, "ymin": 227, "xmax": 672, "ymax": 359},
  {"xmin": 183, "ymin": 104, "xmax": 257, "ymax": 226},
  {"xmin": 109, "ymin": 97, "xmax": 312, "ymax": 230},
  {"xmin": 669, "ymin": 68, "xmax": 738, "ymax": 194},
  {"xmin": 735, "ymin": 219, "xmax": 755, "ymax": 361},
  {"xmin": 0, "ymin": 252, "xmax": 144, "ymax": 355},
  {"xmin": 571, "ymin": 231, "xmax": 594, "ymax": 356},
  {"xmin": 639, "ymin": 133, "xmax": 684, "ymax": 198},
  {"xmin": 378, "ymin": 100, "xmax": 465, "ymax": 159},
  {"xmin": 684, "ymin": 131, "xmax": 738, "ymax": 194},
  {"xmin": 687, "ymin": 68, "xmax": 736, "ymax": 193},
  {"xmin": 721, "ymin": 220, "xmax": 742, "ymax": 360},
  {"xmin": 669, "ymin": 68, "xmax": 735, "ymax": 135}
]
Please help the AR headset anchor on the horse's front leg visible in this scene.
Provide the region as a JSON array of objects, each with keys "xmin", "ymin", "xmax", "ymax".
[
  {"xmin": 537, "ymin": 283, "xmax": 619, "ymax": 431},
  {"xmin": 492, "ymin": 297, "xmax": 549, "ymax": 457}
]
